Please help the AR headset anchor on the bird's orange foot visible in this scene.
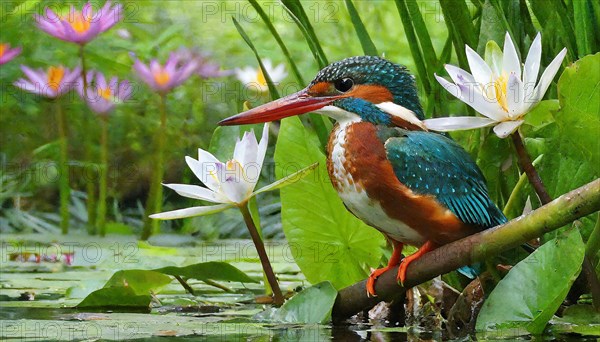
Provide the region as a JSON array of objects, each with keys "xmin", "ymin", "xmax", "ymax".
[
  {"xmin": 396, "ymin": 257, "xmax": 412, "ymax": 286},
  {"xmin": 366, "ymin": 240, "xmax": 404, "ymax": 296},
  {"xmin": 367, "ymin": 266, "xmax": 394, "ymax": 297},
  {"xmin": 396, "ymin": 241, "xmax": 436, "ymax": 286}
]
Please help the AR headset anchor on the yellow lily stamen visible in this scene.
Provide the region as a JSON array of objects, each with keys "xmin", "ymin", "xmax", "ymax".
[
  {"xmin": 153, "ymin": 69, "xmax": 171, "ymax": 86},
  {"xmin": 256, "ymin": 68, "xmax": 267, "ymax": 87},
  {"xmin": 47, "ymin": 66, "xmax": 65, "ymax": 92},
  {"xmin": 0, "ymin": 44, "xmax": 7, "ymax": 58},
  {"xmin": 69, "ymin": 12, "xmax": 91, "ymax": 34},
  {"xmin": 493, "ymin": 73, "xmax": 509, "ymax": 113},
  {"xmin": 98, "ymin": 87, "xmax": 112, "ymax": 100},
  {"xmin": 226, "ymin": 159, "xmax": 251, "ymax": 183}
]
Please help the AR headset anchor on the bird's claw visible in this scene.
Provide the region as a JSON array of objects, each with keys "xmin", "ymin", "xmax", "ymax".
[{"xmin": 366, "ymin": 267, "xmax": 391, "ymax": 297}]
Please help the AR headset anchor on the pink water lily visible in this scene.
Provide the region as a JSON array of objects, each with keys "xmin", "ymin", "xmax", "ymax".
[
  {"xmin": 34, "ymin": 1, "xmax": 122, "ymax": 45},
  {"xmin": 132, "ymin": 52, "xmax": 199, "ymax": 94},
  {"xmin": 14, "ymin": 65, "xmax": 81, "ymax": 98},
  {"xmin": 0, "ymin": 43, "xmax": 22, "ymax": 65},
  {"xmin": 78, "ymin": 71, "xmax": 132, "ymax": 115},
  {"xmin": 424, "ymin": 32, "xmax": 567, "ymax": 138}
]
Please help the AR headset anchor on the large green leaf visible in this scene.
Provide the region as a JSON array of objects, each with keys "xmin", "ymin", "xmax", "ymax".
[
  {"xmin": 536, "ymin": 53, "xmax": 600, "ymax": 238},
  {"xmin": 271, "ymin": 281, "xmax": 337, "ymax": 324},
  {"xmin": 208, "ymin": 126, "xmax": 240, "ymax": 162},
  {"xmin": 476, "ymin": 228, "xmax": 585, "ymax": 334},
  {"xmin": 154, "ymin": 261, "xmax": 258, "ymax": 284},
  {"xmin": 274, "ymin": 117, "xmax": 385, "ymax": 289}
]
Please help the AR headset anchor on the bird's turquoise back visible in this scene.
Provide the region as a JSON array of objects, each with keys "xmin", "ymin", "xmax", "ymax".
[{"xmin": 378, "ymin": 127, "xmax": 507, "ymax": 229}]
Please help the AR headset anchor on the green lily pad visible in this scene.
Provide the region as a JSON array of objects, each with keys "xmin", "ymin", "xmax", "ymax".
[
  {"xmin": 476, "ymin": 227, "xmax": 585, "ymax": 334},
  {"xmin": 270, "ymin": 281, "xmax": 337, "ymax": 324},
  {"xmin": 154, "ymin": 261, "xmax": 258, "ymax": 283},
  {"xmin": 549, "ymin": 305, "xmax": 600, "ymax": 336},
  {"xmin": 77, "ymin": 286, "xmax": 152, "ymax": 309},
  {"xmin": 104, "ymin": 270, "xmax": 173, "ymax": 295}
]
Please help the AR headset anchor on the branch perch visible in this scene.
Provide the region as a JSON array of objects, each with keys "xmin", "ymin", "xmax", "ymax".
[{"xmin": 332, "ymin": 179, "xmax": 600, "ymax": 321}]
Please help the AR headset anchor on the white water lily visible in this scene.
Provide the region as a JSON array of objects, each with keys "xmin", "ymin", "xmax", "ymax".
[
  {"xmin": 424, "ymin": 32, "xmax": 567, "ymax": 138},
  {"xmin": 151, "ymin": 123, "xmax": 316, "ymax": 220},
  {"xmin": 235, "ymin": 59, "xmax": 287, "ymax": 92}
]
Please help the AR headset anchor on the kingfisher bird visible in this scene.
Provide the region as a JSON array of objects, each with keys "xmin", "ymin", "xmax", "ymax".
[{"xmin": 219, "ymin": 56, "xmax": 506, "ymax": 296}]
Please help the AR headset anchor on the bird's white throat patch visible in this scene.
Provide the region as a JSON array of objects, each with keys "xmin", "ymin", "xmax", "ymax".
[{"xmin": 376, "ymin": 102, "xmax": 426, "ymax": 129}]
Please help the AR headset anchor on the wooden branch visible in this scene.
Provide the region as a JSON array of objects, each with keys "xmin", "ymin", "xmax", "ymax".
[{"xmin": 332, "ymin": 179, "xmax": 600, "ymax": 321}]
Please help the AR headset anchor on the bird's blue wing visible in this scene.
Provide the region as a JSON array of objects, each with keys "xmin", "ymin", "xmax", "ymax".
[{"xmin": 379, "ymin": 128, "xmax": 506, "ymax": 229}]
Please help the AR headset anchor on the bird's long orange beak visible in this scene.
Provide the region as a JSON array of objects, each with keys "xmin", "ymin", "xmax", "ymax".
[{"xmin": 218, "ymin": 87, "xmax": 340, "ymax": 126}]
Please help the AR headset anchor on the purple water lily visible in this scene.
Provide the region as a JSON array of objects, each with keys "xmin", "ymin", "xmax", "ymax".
[
  {"xmin": 174, "ymin": 47, "xmax": 232, "ymax": 78},
  {"xmin": 0, "ymin": 43, "xmax": 22, "ymax": 65},
  {"xmin": 34, "ymin": 1, "xmax": 122, "ymax": 45},
  {"xmin": 78, "ymin": 70, "xmax": 132, "ymax": 115},
  {"xmin": 14, "ymin": 65, "xmax": 81, "ymax": 98},
  {"xmin": 132, "ymin": 52, "xmax": 199, "ymax": 94}
]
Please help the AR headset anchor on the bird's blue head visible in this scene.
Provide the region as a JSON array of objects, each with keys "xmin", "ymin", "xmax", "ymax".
[{"xmin": 220, "ymin": 56, "xmax": 425, "ymax": 129}]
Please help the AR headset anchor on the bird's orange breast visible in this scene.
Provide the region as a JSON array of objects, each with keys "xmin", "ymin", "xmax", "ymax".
[{"xmin": 327, "ymin": 122, "xmax": 474, "ymax": 246}]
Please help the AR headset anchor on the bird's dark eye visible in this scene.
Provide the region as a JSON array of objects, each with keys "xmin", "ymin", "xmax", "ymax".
[{"xmin": 334, "ymin": 78, "xmax": 354, "ymax": 92}]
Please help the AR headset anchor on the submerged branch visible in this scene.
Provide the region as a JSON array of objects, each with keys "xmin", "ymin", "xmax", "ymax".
[{"xmin": 332, "ymin": 179, "xmax": 600, "ymax": 321}]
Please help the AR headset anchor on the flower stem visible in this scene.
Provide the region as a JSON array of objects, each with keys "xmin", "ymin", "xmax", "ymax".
[
  {"xmin": 79, "ymin": 44, "xmax": 97, "ymax": 235},
  {"xmin": 510, "ymin": 132, "xmax": 552, "ymax": 204},
  {"xmin": 239, "ymin": 203, "xmax": 284, "ymax": 306},
  {"xmin": 142, "ymin": 93, "xmax": 167, "ymax": 240},
  {"xmin": 96, "ymin": 116, "xmax": 108, "ymax": 237},
  {"xmin": 54, "ymin": 100, "xmax": 70, "ymax": 234}
]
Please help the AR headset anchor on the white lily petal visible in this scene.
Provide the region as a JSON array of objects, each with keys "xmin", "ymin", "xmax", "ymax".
[
  {"xmin": 445, "ymin": 64, "xmax": 476, "ymax": 86},
  {"xmin": 255, "ymin": 123, "xmax": 270, "ymax": 176},
  {"xmin": 435, "ymin": 74, "xmax": 461, "ymax": 98},
  {"xmin": 461, "ymin": 83, "xmax": 508, "ymax": 121},
  {"xmin": 465, "ymin": 45, "xmax": 494, "ymax": 87},
  {"xmin": 150, "ymin": 204, "xmax": 233, "ymax": 220},
  {"xmin": 233, "ymin": 130, "xmax": 258, "ymax": 170},
  {"xmin": 216, "ymin": 162, "xmax": 251, "ymax": 203},
  {"xmin": 493, "ymin": 120, "xmax": 524, "ymax": 138},
  {"xmin": 235, "ymin": 67, "xmax": 255, "ymax": 84},
  {"xmin": 262, "ymin": 59, "xmax": 273, "ymax": 71},
  {"xmin": 436, "ymin": 74, "xmax": 507, "ymax": 122},
  {"xmin": 423, "ymin": 117, "xmax": 496, "ymax": 131},
  {"xmin": 198, "ymin": 148, "xmax": 220, "ymax": 165},
  {"xmin": 533, "ymin": 48, "xmax": 567, "ymax": 102},
  {"xmin": 523, "ymin": 33, "xmax": 542, "ymax": 89},
  {"xmin": 163, "ymin": 183, "xmax": 228, "ymax": 203},
  {"xmin": 502, "ymin": 32, "xmax": 522, "ymax": 78},
  {"xmin": 506, "ymin": 73, "xmax": 526, "ymax": 117},
  {"xmin": 185, "ymin": 156, "xmax": 221, "ymax": 193}
]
